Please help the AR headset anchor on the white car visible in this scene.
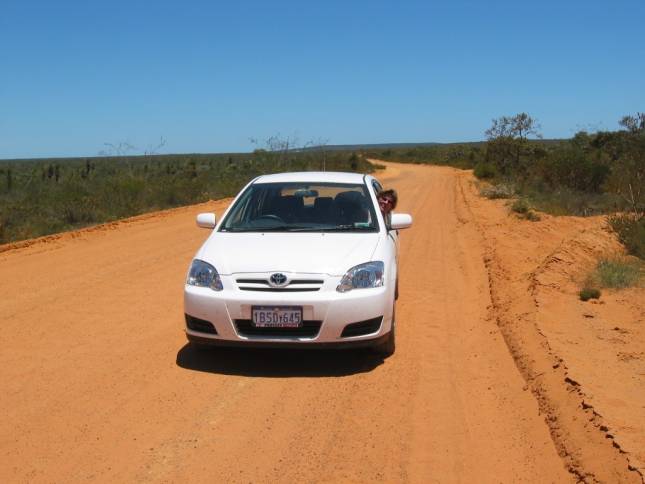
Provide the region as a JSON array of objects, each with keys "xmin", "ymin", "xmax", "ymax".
[{"xmin": 183, "ymin": 171, "xmax": 412, "ymax": 356}]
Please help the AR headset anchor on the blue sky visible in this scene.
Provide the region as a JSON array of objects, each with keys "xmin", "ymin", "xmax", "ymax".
[{"xmin": 1, "ymin": 0, "xmax": 643, "ymax": 159}]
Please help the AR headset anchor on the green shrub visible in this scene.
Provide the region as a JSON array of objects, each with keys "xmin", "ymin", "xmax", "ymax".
[
  {"xmin": 480, "ymin": 183, "xmax": 515, "ymax": 199},
  {"xmin": 511, "ymin": 198, "xmax": 531, "ymax": 214},
  {"xmin": 474, "ymin": 162, "xmax": 496, "ymax": 179},
  {"xmin": 608, "ymin": 214, "xmax": 645, "ymax": 259},
  {"xmin": 525, "ymin": 210, "xmax": 541, "ymax": 222},
  {"xmin": 594, "ymin": 258, "xmax": 643, "ymax": 288},
  {"xmin": 579, "ymin": 287, "xmax": 601, "ymax": 301},
  {"xmin": 538, "ymin": 145, "xmax": 610, "ymax": 192},
  {"xmin": 509, "ymin": 198, "xmax": 542, "ymax": 221}
]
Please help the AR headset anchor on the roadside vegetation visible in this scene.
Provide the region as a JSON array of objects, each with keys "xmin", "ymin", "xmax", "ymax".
[
  {"xmin": 374, "ymin": 112, "xmax": 644, "ymax": 258},
  {"xmin": 478, "ymin": 182, "xmax": 515, "ymax": 200},
  {"xmin": 580, "ymin": 256, "xmax": 644, "ymax": 301},
  {"xmin": 0, "ymin": 147, "xmax": 373, "ymax": 244},
  {"xmin": 594, "ymin": 258, "xmax": 643, "ymax": 288},
  {"xmin": 509, "ymin": 198, "xmax": 541, "ymax": 221},
  {"xmin": 375, "ymin": 112, "xmax": 643, "ymax": 217},
  {"xmin": 608, "ymin": 213, "xmax": 645, "ymax": 259},
  {"xmin": 579, "ymin": 287, "xmax": 601, "ymax": 301},
  {"xmin": 376, "ymin": 143, "xmax": 485, "ymax": 170}
]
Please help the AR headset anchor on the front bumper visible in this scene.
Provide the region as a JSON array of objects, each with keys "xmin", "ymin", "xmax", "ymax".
[
  {"xmin": 186, "ymin": 331, "xmax": 391, "ymax": 349},
  {"xmin": 184, "ymin": 276, "xmax": 394, "ymax": 346}
]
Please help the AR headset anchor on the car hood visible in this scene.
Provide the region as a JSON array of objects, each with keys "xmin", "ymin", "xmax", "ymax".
[{"xmin": 196, "ymin": 232, "xmax": 381, "ymax": 276}]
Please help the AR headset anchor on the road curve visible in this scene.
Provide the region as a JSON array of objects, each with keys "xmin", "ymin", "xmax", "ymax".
[{"xmin": 0, "ymin": 162, "xmax": 571, "ymax": 483}]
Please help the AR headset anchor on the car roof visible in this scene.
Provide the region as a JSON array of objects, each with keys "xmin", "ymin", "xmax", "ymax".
[{"xmin": 253, "ymin": 171, "xmax": 368, "ymax": 185}]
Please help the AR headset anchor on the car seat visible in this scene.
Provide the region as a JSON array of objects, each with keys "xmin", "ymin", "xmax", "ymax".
[
  {"xmin": 274, "ymin": 195, "xmax": 304, "ymax": 222},
  {"xmin": 312, "ymin": 197, "xmax": 336, "ymax": 224},
  {"xmin": 334, "ymin": 191, "xmax": 369, "ymax": 225}
]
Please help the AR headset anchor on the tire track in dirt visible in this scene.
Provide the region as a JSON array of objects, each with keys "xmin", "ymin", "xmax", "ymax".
[{"xmin": 455, "ymin": 171, "xmax": 642, "ymax": 483}]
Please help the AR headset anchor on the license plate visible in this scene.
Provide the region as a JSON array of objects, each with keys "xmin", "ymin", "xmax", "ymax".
[{"xmin": 252, "ymin": 306, "xmax": 303, "ymax": 328}]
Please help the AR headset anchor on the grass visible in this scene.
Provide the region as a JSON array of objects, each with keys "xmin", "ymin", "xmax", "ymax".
[
  {"xmin": 581, "ymin": 257, "xmax": 643, "ymax": 300},
  {"xmin": 594, "ymin": 258, "xmax": 643, "ymax": 288},
  {"xmin": 521, "ymin": 187, "xmax": 627, "ymax": 217}
]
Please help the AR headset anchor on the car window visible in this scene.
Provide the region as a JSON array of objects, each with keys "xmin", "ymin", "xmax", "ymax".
[{"xmin": 220, "ymin": 182, "xmax": 380, "ymax": 232}]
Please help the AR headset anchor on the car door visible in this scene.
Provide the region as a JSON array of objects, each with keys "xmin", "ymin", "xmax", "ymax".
[
  {"xmin": 372, "ymin": 179, "xmax": 399, "ymax": 252},
  {"xmin": 371, "ymin": 179, "xmax": 399, "ymax": 293}
]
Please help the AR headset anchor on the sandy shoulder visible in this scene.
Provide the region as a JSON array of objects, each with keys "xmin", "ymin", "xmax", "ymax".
[{"xmin": 457, "ymin": 171, "xmax": 644, "ymax": 479}]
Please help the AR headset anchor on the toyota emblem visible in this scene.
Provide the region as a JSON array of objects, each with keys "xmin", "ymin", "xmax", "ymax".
[{"xmin": 269, "ymin": 273, "xmax": 288, "ymax": 287}]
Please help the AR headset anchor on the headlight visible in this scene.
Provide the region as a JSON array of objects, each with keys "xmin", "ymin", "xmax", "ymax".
[
  {"xmin": 336, "ymin": 261, "xmax": 384, "ymax": 292},
  {"xmin": 186, "ymin": 259, "xmax": 223, "ymax": 291}
]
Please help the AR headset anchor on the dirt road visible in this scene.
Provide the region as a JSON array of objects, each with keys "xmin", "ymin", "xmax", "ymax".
[{"xmin": 0, "ymin": 162, "xmax": 635, "ymax": 482}]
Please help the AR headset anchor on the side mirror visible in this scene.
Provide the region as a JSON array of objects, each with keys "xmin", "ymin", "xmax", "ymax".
[
  {"xmin": 196, "ymin": 212, "xmax": 217, "ymax": 229},
  {"xmin": 390, "ymin": 213, "xmax": 412, "ymax": 230}
]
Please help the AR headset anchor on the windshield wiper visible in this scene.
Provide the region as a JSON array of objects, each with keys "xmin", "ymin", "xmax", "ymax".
[
  {"xmin": 259, "ymin": 225, "xmax": 314, "ymax": 232},
  {"xmin": 223, "ymin": 225, "xmax": 315, "ymax": 232},
  {"xmin": 319, "ymin": 225, "xmax": 375, "ymax": 232},
  {"xmin": 223, "ymin": 224, "xmax": 375, "ymax": 233}
]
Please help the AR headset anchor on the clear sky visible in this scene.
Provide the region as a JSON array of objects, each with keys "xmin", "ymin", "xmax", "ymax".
[{"xmin": 1, "ymin": 0, "xmax": 643, "ymax": 159}]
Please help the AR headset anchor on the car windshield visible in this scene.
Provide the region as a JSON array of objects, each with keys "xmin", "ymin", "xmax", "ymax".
[{"xmin": 220, "ymin": 182, "xmax": 380, "ymax": 232}]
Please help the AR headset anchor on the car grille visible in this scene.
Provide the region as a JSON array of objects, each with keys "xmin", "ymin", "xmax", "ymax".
[
  {"xmin": 185, "ymin": 314, "xmax": 218, "ymax": 334},
  {"xmin": 235, "ymin": 278, "xmax": 324, "ymax": 292},
  {"xmin": 234, "ymin": 319, "xmax": 322, "ymax": 337},
  {"xmin": 340, "ymin": 316, "xmax": 383, "ymax": 337}
]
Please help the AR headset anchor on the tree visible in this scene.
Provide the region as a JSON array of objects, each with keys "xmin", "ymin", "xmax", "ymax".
[
  {"xmin": 619, "ymin": 112, "xmax": 645, "ymax": 133},
  {"xmin": 349, "ymin": 152, "xmax": 359, "ymax": 171},
  {"xmin": 485, "ymin": 112, "xmax": 541, "ymax": 141},
  {"xmin": 250, "ymin": 133, "xmax": 301, "ymax": 169},
  {"xmin": 98, "ymin": 141, "xmax": 136, "ymax": 157},
  {"xmin": 304, "ymin": 137, "xmax": 330, "ymax": 171},
  {"xmin": 608, "ymin": 114, "xmax": 645, "ymax": 214},
  {"xmin": 485, "ymin": 113, "xmax": 542, "ymax": 175},
  {"xmin": 144, "ymin": 136, "xmax": 166, "ymax": 156}
]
